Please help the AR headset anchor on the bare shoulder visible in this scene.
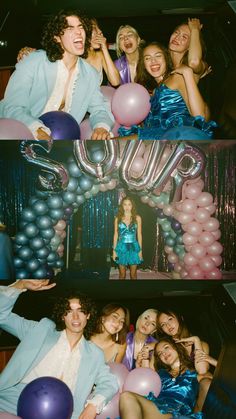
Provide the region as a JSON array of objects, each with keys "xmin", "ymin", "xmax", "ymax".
[{"xmin": 201, "ymin": 340, "xmax": 209, "ymax": 353}]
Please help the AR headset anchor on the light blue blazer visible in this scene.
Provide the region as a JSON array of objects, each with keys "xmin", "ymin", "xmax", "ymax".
[
  {"xmin": 0, "ymin": 288, "xmax": 118, "ymax": 418},
  {"xmin": 0, "ymin": 50, "xmax": 114, "ymax": 134}
]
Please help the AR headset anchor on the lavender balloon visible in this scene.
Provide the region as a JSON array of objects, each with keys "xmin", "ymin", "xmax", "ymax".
[
  {"xmin": 17, "ymin": 377, "xmax": 73, "ymax": 419},
  {"xmin": 123, "ymin": 367, "xmax": 161, "ymax": 397}
]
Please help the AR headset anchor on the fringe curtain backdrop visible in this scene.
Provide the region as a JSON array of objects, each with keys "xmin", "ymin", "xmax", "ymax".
[{"xmin": 0, "ymin": 143, "xmax": 235, "ymax": 272}]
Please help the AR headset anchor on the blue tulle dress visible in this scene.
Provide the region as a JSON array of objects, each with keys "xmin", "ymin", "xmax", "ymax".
[
  {"xmin": 146, "ymin": 369, "xmax": 203, "ymax": 418},
  {"xmin": 118, "ymin": 84, "xmax": 217, "ymax": 139},
  {"xmin": 115, "ymin": 222, "xmax": 142, "ymax": 266}
]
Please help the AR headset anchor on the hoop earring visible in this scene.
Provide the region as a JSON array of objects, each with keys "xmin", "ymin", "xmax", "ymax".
[{"xmin": 116, "ymin": 332, "xmax": 119, "ymax": 342}]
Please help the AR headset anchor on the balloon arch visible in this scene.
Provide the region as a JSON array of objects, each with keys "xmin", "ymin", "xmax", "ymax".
[{"xmin": 13, "ymin": 140, "xmax": 223, "ymax": 280}]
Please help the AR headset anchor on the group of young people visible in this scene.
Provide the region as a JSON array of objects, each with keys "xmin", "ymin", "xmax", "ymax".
[
  {"xmin": 0, "ymin": 280, "xmax": 218, "ymax": 418},
  {"xmin": 0, "ymin": 8, "xmax": 216, "ymax": 140}
]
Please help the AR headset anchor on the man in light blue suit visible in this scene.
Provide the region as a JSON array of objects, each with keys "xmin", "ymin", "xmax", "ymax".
[
  {"xmin": 0, "ymin": 9, "xmax": 114, "ymax": 140},
  {"xmin": 0, "ymin": 280, "xmax": 119, "ymax": 418}
]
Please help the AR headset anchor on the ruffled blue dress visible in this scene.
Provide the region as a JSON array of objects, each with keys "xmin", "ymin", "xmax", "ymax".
[
  {"xmin": 146, "ymin": 369, "xmax": 203, "ymax": 418},
  {"xmin": 118, "ymin": 84, "xmax": 217, "ymax": 139},
  {"xmin": 115, "ymin": 222, "xmax": 142, "ymax": 266}
]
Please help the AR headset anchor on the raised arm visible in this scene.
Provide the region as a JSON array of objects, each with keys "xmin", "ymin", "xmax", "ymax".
[
  {"xmin": 94, "ymin": 32, "xmax": 121, "ymax": 86},
  {"xmin": 187, "ymin": 18, "xmax": 206, "ymax": 77}
]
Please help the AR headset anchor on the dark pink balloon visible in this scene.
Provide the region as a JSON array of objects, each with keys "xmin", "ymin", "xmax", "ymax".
[
  {"xmin": 202, "ymin": 218, "xmax": 220, "ymax": 232},
  {"xmin": 199, "ymin": 231, "xmax": 215, "ymax": 247},
  {"xmin": 207, "ymin": 241, "xmax": 223, "ymax": 256},
  {"xmin": 199, "ymin": 256, "xmax": 215, "ymax": 272},
  {"xmin": 0, "ymin": 118, "xmax": 34, "ymax": 139},
  {"xmin": 181, "ymin": 199, "xmax": 197, "ymax": 214},
  {"xmin": 108, "ymin": 362, "xmax": 129, "ymax": 392},
  {"xmin": 194, "ymin": 208, "xmax": 210, "ymax": 224},
  {"xmin": 182, "ymin": 233, "xmax": 198, "ymax": 246},
  {"xmin": 196, "ymin": 192, "xmax": 213, "ymax": 207},
  {"xmin": 188, "ymin": 266, "xmax": 205, "ymax": 279},
  {"xmin": 111, "ymin": 83, "xmax": 151, "ymax": 126},
  {"xmin": 190, "ymin": 244, "xmax": 206, "ymax": 259},
  {"xmin": 184, "ymin": 184, "xmax": 202, "ymax": 200},
  {"xmin": 96, "ymin": 392, "xmax": 120, "ymax": 419},
  {"xmin": 204, "ymin": 268, "xmax": 222, "ymax": 280},
  {"xmin": 210, "ymin": 255, "xmax": 222, "ymax": 267},
  {"xmin": 185, "ymin": 221, "xmax": 202, "ymax": 236},
  {"xmin": 123, "ymin": 368, "xmax": 161, "ymax": 397}
]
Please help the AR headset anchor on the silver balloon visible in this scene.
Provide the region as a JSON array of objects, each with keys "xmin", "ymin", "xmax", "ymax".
[
  {"xmin": 20, "ymin": 141, "xmax": 69, "ymax": 192},
  {"xmin": 120, "ymin": 140, "xmax": 167, "ymax": 190},
  {"xmin": 73, "ymin": 139, "xmax": 120, "ymax": 180}
]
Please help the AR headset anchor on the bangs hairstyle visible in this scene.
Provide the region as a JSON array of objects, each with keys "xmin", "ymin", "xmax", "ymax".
[
  {"xmin": 94, "ymin": 303, "xmax": 130, "ymax": 345},
  {"xmin": 154, "ymin": 336, "xmax": 194, "ymax": 374},
  {"xmin": 135, "ymin": 41, "xmax": 173, "ymax": 92},
  {"xmin": 117, "ymin": 196, "xmax": 137, "ymax": 224},
  {"xmin": 136, "ymin": 308, "xmax": 159, "ymax": 331},
  {"xmin": 41, "ymin": 9, "xmax": 92, "ymax": 62},
  {"xmin": 51, "ymin": 289, "xmax": 97, "ymax": 340},
  {"xmin": 116, "ymin": 25, "xmax": 142, "ymax": 57},
  {"xmin": 171, "ymin": 22, "xmax": 207, "ymax": 64},
  {"xmin": 156, "ymin": 309, "xmax": 190, "ymax": 338}
]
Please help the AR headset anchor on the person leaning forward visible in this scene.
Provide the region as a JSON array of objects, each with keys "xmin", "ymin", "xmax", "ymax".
[
  {"xmin": 0, "ymin": 9, "xmax": 114, "ymax": 140},
  {"xmin": 0, "ymin": 280, "xmax": 118, "ymax": 419}
]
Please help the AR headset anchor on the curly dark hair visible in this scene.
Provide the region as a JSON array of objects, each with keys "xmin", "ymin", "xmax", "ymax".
[
  {"xmin": 154, "ymin": 336, "xmax": 194, "ymax": 375},
  {"xmin": 41, "ymin": 9, "xmax": 92, "ymax": 62},
  {"xmin": 92, "ymin": 303, "xmax": 130, "ymax": 345},
  {"xmin": 135, "ymin": 41, "xmax": 173, "ymax": 93},
  {"xmin": 51, "ymin": 289, "xmax": 97, "ymax": 340},
  {"xmin": 117, "ymin": 196, "xmax": 138, "ymax": 225}
]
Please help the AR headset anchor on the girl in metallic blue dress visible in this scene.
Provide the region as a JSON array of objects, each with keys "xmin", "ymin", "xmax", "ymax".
[
  {"xmin": 118, "ymin": 41, "xmax": 216, "ymax": 140},
  {"xmin": 112, "ymin": 196, "xmax": 143, "ymax": 280},
  {"xmin": 120, "ymin": 336, "xmax": 204, "ymax": 419}
]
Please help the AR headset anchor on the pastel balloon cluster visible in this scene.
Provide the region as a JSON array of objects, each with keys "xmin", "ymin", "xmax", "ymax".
[
  {"xmin": 14, "ymin": 150, "xmax": 118, "ymax": 279},
  {"xmin": 173, "ymin": 180, "xmax": 223, "ymax": 279},
  {"xmin": 96, "ymin": 363, "xmax": 161, "ymax": 419}
]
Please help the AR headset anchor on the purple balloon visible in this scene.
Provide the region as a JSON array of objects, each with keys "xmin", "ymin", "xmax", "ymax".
[
  {"xmin": 0, "ymin": 118, "xmax": 34, "ymax": 139},
  {"xmin": 39, "ymin": 111, "xmax": 80, "ymax": 140},
  {"xmin": 17, "ymin": 377, "xmax": 73, "ymax": 419},
  {"xmin": 96, "ymin": 392, "xmax": 119, "ymax": 419},
  {"xmin": 108, "ymin": 362, "xmax": 129, "ymax": 392},
  {"xmin": 123, "ymin": 368, "xmax": 162, "ymax": 397}
]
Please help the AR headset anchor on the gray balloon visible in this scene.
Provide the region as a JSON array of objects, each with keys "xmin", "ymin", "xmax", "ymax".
[
  {"xmin": 21, "ymin": 208, "xmax": 36, "ymax": 222},
  {"xmin": 40, "ymin": 228, "xmax": 55, "ymax": 240},
  {"xmin": 15, "ymin": 232, "xmax": 28, "ymax": 246},
  {"xmin": 29, "ymin": 236, "xmax": 45, "ymax": 250},
  {"xmin": 68, "ymin": 162, "xmax": 82, "ymax": 178},
  {"xmin": 36, "ymin": 215, "xmax": 53, "ymax": 230},
  {"xmin": 62, "ymin": 191, "xmax": 76, "ymax": 204},
  {"xmin": 79, "ymin": 176, "xmax": 93, "ymax": 191},
  {"xmin": 67, "ymin": 177, "xmax": 79, "ymax": 192},
  {"xmin": 47, "ymin": 195, "xmax": 63, "ymax": 209},
  {"xmin": 18, "ymin": 246, "xmax": 34, "ymax": 261},
  {"xmin": 24, "ymin": 223, "xmax": 40, "ymax": 239},
  {"xmin": 32, "ymin": 200, "xmax": 49, "ymax": 215},
  {"xmin": 26, "ymin": 258, "xmax": 41, "ymax": 272}
]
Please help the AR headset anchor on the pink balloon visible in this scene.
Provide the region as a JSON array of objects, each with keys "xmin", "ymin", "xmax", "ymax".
[
  {"xmin": 188, "ymin": 266, "xmax": 205, "ymax": 279},
  {"xmin": 167, "ymin": 253, "xmax": 178, "ymax": 264},
  {"xmin": 59, "ymin": 230, "xmax": 66, "ymax": 240},
  {"xmin": 205, "ymin": 204, "xmax": 216, "ymax": 215},
  {"xmin": 164, "ymin": 245, "xmax": 174, "ymax": 254},
  {"xmin": 207, "ymin": 241, "xmax": 223, "ymax": 256},
  {"xmin": 190, "ymin": 244, "xmax": 206, "ymax": 259},
  {"xmin": 108, "ymin": 362, "xmax": 129, "ymax": 392},
  {"xmin": 182, "ymin": 233, "xmax": 198, "ymax": 246},
  {"xmin": 210, "ymin": 255, "xmax": 222, "ymax": 267},
  {"xmin": 199, "ymin": 256, "xmax": 215, "ymax": 272},
  {"xmin": 79, "ymin": 118, "xmax": 92, "ymax": 140},
  {"xmin": 196, "ymin": 192, "xmax": 213, "ymax": 207},
  {"xmin": 100, "ymin": 85, "xmax": 116, "ymax": 105},
  {"xmin": 123, "ymin": 368, "xmax": 162, "ymax": 397},
  {"xmin": 178, "ymin": 212, "xmax": 194, "ymax": 224},
  {"xmin": 180, "ymin": 268, "xmax": 189, "ymax": 278},
  {"xmin": 211, "ymin": 229, "xmax": 221, "ymax": 240},
  {"xmin": 0, "ymin": 118, "xmax": 34, "ymax": 139},
  {"xmin": 204, "ymin": 268, "xmax": 223, "ymax": 280},
  {"xmin": 163, "ymin": 205, "xmax": 173, "ymax": 217},
  {"xmin": 174, "ymin": 262, "xmax": 183, "ymax": 273},
  {"xmin": 111, "ymin": 83, "xmax": 151, "ymax": 126},
  {"xmin": 202, "ymin": 218, "xmax": 220, "ymax": 232},
  {"xmin": 185, "ymin": 222, "xmax": 202, "ymax": 236},
  {"xmin": 96, "ymin": 392, "xmax": 120, "ymax": 419},
  {"xmin": 0, "ymin": 414, "xmax": 21, "ymax": 419},
  {"xmin": 131, "ymin": 156, "xmax": 145, "ymax": 174},
  {"xmin": 57, "ymin": 244, "xmax": 64, "ymax": 253},
  {"xmin": 194, "ymin": 208, "xmax": 210, "ymax": 224},
  {"xmin": 184, "ymin": 184, "xmax": 202, "ymax": 200},
  {"xmin": 185, "ymin": 245, "xmax": 193, "ymax": 252},
  {"xmin": 199, "ymin": 231, "xmax": 215, "ymax": 247},
  {"xmin": 175, "ymin": 202, "xmax": 183, "ymax": 211},
  {"xmin": 181, "ymin": 199, "xmax": 197, "ymax": 214},
  {"xmin": 112, "ymin": 121, "xmax": 121, "ymax": 137},
  {"xmin": 194, "ymin": 178, "xmax": 205, "ymax": 191},
  {"xmin": 184, "ymin": 253, "xmax": 198, "ymax": 266}
]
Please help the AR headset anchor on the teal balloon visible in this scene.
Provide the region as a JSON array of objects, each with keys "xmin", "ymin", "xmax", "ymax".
[
  {"xmin": 55, "ymin": 259, "xmax": 64, "ymax": 268},
  {"xmin": 26, "ymin": 258, "xmax": 40, "ymax": 272},
  {"xmin": 32, "ymin": 200, "xmax": 48, "ymax": 215},
  {"xmin": 36, "ymin": 215, "xmax": 53, "ymax": 230},
  {"xmin": 49, "ymin": 208, "xmax": 64, "ymax": 220},
  {"xmin": 174, "ymin": 245, "xmax": 185, "ymax": 255},
  {"xmin": 18, "ymin": 246, "xmax": 33, "ymax": 261},
  {"xmin": 76, "ymin": 195, "xmax": 86, "ymax": 205},
  {"xmin": 170, "ymin": 230, "xmax": 177, "ymax": 239},
  {"xmin": 15, "ymin": 232, "xmax": 28, "ymax": 246},
  {"xmin": 162, "ymin": 221, "xmax": 171, "ymax": 232},
  {"xmin": 165, "ymin": 237, "xmax": 176, "ymax": 247},
  {"xmin": 176, "ymin": 235, "xmax": 184, "ymax": 245},
  {"xmin": 14, "ymin": 257, "xmax": 25, "ymax": 269},
  {"xmin": 67, "ymin": 177, "xmax": 79, "ymax": 192},
  {"xmin": 79, "ymin": 176, "xmax": 93, "ymax": 191},
  {"xmin": 15, "ymin": 269, "xmax": 30, "ymax": 279},
  {"xmin": 29, "ymin": 236, "xmax": 45, "ymax": 250},
  {"xmin": 21, "ymin": 208, "xmax": 36, "ymax": 222},
  {"xmin": 35, "ymin": 246, "xmax": 50, "ymax": 259},
  {"xmin": 47, "ymin": 251, "xmax": 59, "ymax": 263},
  {"xmin": 40, "ymin": 228, "xmax": 55, "ymax": 240},
  {"xmin": 178, "ymin": 249, "xmax": 186, "ymax": 260},
  {"xmin": 62, "ymin": 191, "xmax": 76, "ymax": 204},
  {"xmin": 24, "ymin": 223, "xmax": 39, "ymax": 238},
  {"xmin": 32, "ymin": 267, "xmax": 48, "ymax": 278},
  {"xmin": 68, "ymin": 162, "xmax": 82, "ymax": 178},
  {"xmin": 47, "ymin": 195, "xmax": 63, "ymax": 209},
  {"xmin": 50, "ymin": 234, "xmax": 61, "ymax": 250}
]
